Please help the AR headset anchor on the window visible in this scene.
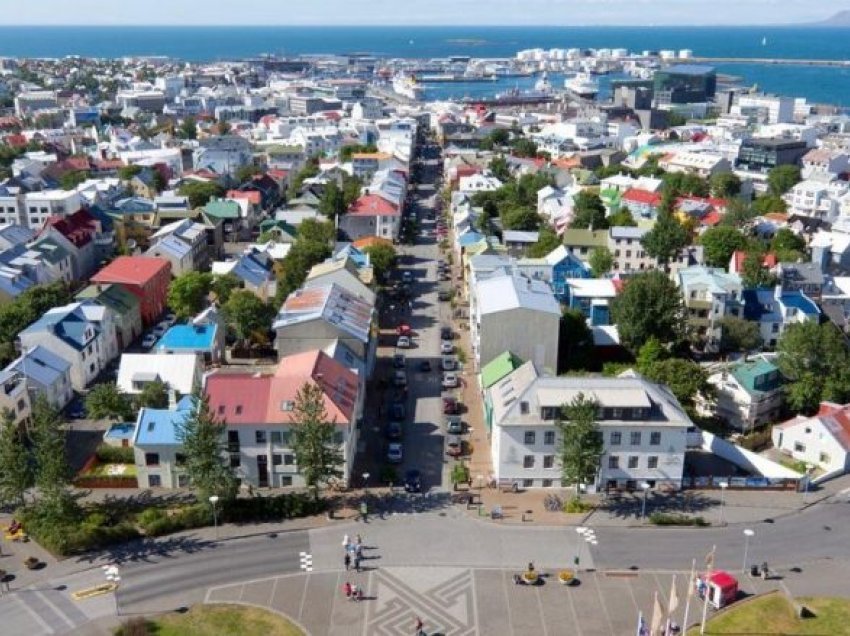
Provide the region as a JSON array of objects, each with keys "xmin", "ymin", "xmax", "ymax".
[
  {"xmin": 524, "ymin": 431, "xmax": 536, "ymax": 444},
  {"xmin": 540, "ymin": 407, "xmax": 559, "ymax": 421},
  {"xmin": 522, "ymin": 479, "xmax": 534, "ymax": 488},
  {"xmin": 227, "ymin": 430, "xmax": 240, "ymax": 452},
  {"xmin": 255, "ymin": 431, "xmax": 267, "ymax": 444},
  {"xmin": 177, "ymin": 474, "xmax": 189, "ymax": 487},
  {"xmin": 630, "ymin": 431, "xmax": 642, "ymax": 445},
  {"xmin": 235, "ymin": 405, "xmax": 243, "ymax": 415},
  {"xmin": 542, "ymin": 479, "xmax": 553, "ymax": 487},
  {"xmin": 628, "ymin": 456, "xmax": 639, "ymax": 469},
  {"xmin": 608, "ymin": 455, "xmax": 619, "ymax": 469},
  {"xmin": 229, "ymin": 454, "xmax": 241, "ymax": 468},
  {"xmin": 520, "ymin": 401, "xmax": 529, "ymax": 414},
  {"xmin": 271, "ymin": 431, "xmax": 283, "ymax": 444},
  {"xmin": 612, "ymin": 408, "xmax": 623, "ymax": 419},
  {"xmin": 820, "ymin": 452, "xmax": 830, "ymax": 464},
  {"xmin": 272, "ymin": 454, "xmax": 282, "ymax": 466},
  {"xmin": 279, "ymin": 475, "xmax": 293, "ymax": 487},
  {"xmin": 148, "ymin": 474, "xmax": 161, "ymax": 487},
  {"xmin": 284, "ymin": 453, "xmax": 295, "ymax": 466},
  {"xmin": 610, "ymin": 431, "xmax": 622, "ymax": 445},
  {"xmin": 794, "ymin": 442, "xmax": 806, "ymax": 453},
  {"xmin": 175, "ymin": 453, "xmax": 186, "ymax": 466},
  {"xmin": 523, "ymin": 455, "xmax": 535, "ymax": 468},
  {"xmin": 648, "ymin": 456, "xmax": 659, "ymax": 469},
  {"xmin": 650, "ymin": 432, "xmax": 661, "ymax": 446},
  {"xmin": 145, "ymin": 453, "xmax": 160, "ymax": 466},
  {"xmin": 543, "ymin": 455, "xmax": 555, "ymax": 469},
  {"xmin": 544, "ymin": 431, "xmax": 556, "ymax": 445},
  {"xmin": 218, "ymin": 405, "xmax": 225, "ymax": 415}
]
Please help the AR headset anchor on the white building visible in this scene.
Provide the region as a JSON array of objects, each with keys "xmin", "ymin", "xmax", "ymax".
[
  {"xmin": 22, "ymin": 190, "xmax": 82, "ymax": 228},
  {"xmin": 485, "ymin": 363, "xmax": 690, "ymax": 492},
  {"xmin": 703, "ymin": 356, "xmax": 783, "ymax": 432},
  {"xmin": 117, "ymin": 353, "xmax": 203, "ymax": 397},
  {"xmin": 772, "ymin": 402, "xmax": 850, "ymax": 475}
]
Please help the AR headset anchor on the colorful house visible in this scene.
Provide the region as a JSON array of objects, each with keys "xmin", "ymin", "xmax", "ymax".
[{"xmin": 91, "ymin": 256, "xmax": 171, "ymax": 326}]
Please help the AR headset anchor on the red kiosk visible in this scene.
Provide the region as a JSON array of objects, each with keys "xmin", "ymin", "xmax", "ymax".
[{"xmin": 697, "ymin": 570, "xmax": 739, "ymax": 609}]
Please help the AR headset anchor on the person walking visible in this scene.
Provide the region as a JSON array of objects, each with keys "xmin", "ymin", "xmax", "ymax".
[
  {"xmin": 344, "ymin": 553, "xmax": 351, "ymax": 571},
  {"xmin": 351, "ymin": 584, "xmax": 359, "ymax": 602},
  {"xmin": 343, "ymin": 581, "xmax": 352, "ymax": 599},
  {"xmin": 414, "ymin": 616, "xmax": 425, "ymax": 635},
  {"xmin": 354, "ymin": 553, "xmax": 362, "ymax": 572},
  {"xmin": 360, "ymin": 502, "xmax": 368, "ymax": 522},
  {"xmin": 356, "ymin": 542, "xmax": 363, "ymax": 559}
]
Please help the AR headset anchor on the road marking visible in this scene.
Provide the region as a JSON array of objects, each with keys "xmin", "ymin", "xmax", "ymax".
[
  {"xmin": 592, "ymin": 569, "xmax": 616, "ymax": 634},
  {"xmin": 299, "ymin": 552, "xmax": 313, "ymax": 573}
]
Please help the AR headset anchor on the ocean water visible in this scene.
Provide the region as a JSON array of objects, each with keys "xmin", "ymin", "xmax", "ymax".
[{"xmin": 0, "ymin": 25, "xmax": 849, "ymax": 105}]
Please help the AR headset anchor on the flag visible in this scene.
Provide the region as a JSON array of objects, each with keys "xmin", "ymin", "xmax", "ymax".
[
  {"xmin": 687, "ymin": 563, "xmax": 696, "ymax": 598},
  {"xmin": 668, "ymin": 575, "xmax": 680, "ymax": 616},
  {"xmin": 651, "ymin": 591, "xmax": 665, "ymax": 635},
  {"xmin": 636, "ymin": 611, "xmax": 650, "ymax": 636}
]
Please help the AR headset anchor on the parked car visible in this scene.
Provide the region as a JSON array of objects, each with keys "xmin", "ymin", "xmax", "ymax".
[
  {"xmin": 393, "ymin": 370, "xmax": 408, "ymax": 387},
  {"xmin": 440, "ymin": 326, "xmax": 453, "ymax": 340},
  {"xmin": 419, "ymin": 359, "xmax": 432, "ymax": 372},
  {"xmin": 441, "ymin": 357, "xmax": 456, "ymax": 371},
  {"xmin": 446, "ymin": 415, "xmax": 464, "ymax": 435},
  {"xmin": 66, "ymin": 398, "xmax": 86, "ymax": 419},
  {"xmin": 387, "ymin": 442, "xmax": 404, "ymax": 463},
  {"xmin": 446, "ymin": 437, "xmax": 463, "ymax": 457},
  {"xmin": 162, "ymin": 312, "xmax": 177, "ymax": 327},
  {"xmin": 442, "ymin": 372, "xmax": 459, "ymax": 388},
  {"xmin": 396, "ymin": 323, "xmax": 412, "ymax": 336},
  {"xmin": 442, "ymin": 396, "xmax": 459, "ymax": 415},
  {"xmin": 141, "ymin": 333, "xmax": 158, "ymax": 349},
  {"xmin": 385, "ymin": 421, "xmax": 402, "ymax": 440},
  {"xmin": 440, "ymin": 341, "xmax": 454, "ymax": 355},
  {"xmin": 152, "ymin": 323, "xmax": 168, "ymax": 337},
  {"xmin": 393, "ymin": 354, "xmax": 406, "ymax": 369},
  {"xmin": 390, "ymin": 401, "xmax": 406, "ymax": 420},
  {"xmin": 438, "ymin": 289, "xmax": 452, "ymax": 302},
  {"xmin": 397, "ymin": 335, "xmax": 411, "ymax": 348},
  {"xmin": 404, "ymin": 469, "xmax": 422, "ymax": 493},
  {"xmin": 402, "ymin": 271, "xmax": 413, "ymax": 283}
]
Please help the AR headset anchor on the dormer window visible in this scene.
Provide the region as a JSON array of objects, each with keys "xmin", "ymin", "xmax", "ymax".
[
  {"xmin": 520, "ymin": 401, "xmax": 529, "ymax": 415},
  {"xmin": 281, "ymin": 400, "xmax": 295, "ymax": 412}
]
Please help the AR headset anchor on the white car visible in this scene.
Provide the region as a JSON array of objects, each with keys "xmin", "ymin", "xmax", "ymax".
[
  {"xmin": 393, "ymin": 370, "xmax": 408, "ymax": 387},
  {"xmin": 397, "ymin": 335, "xmax": 411, "ymax": 348},
  {"xmin": 141, "ymin": 333, "xmax": 158, "ymax": 349},
  {"xmin": 440, "ymin": 341, "xmax": 454, "ymax": 355},
  {"xmin": 152, "ymin": 323, "xmax": 169, "ymax": 337},
  {"xmin": 162, "ymin": 312, "xmax": 177, "ymax": 327},
  {"xmin": 387, "ymin": 442, "xmax": 404, "ymax": 464},
  {"xmin": 441, "ymin": 356, "xmax": 456, "ymax": 371},
  {"xmin": 442, "ymin": 372, "xmax": 459, "ymax": 389}
]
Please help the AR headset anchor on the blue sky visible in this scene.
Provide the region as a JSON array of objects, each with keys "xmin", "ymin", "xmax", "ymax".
[{"xmin": 4, "ymin": 0, "xmax": 842, "ymax": 26}]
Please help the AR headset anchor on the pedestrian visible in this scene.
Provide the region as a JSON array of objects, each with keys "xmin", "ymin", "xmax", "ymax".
[
  {"xmin": 351, "ymin": 584, "xmax": 359, "ymax": 601},
  {"xmin": 343, "ymin": 581, "xmax": 352, "ymax": 599},
  {"xmin": 356, "ymin": 586, "xmax": 364, "ymax": 602},
  {"xmin": 356, "ymin": 533, "xmax": 362, "ymax": 546},
  {"xmin": 342, "ymin": 534, "xmax": 350, "ymax": 550},
  {"xmin": 360, "ymin": 502, "xmax": 368, "ymax": 522},
  {"xmin": 414, "ymin": 616, "xmax": 425, "ymax": 635},
  {"xmin": 354, "ymin": 554, "xmax": 361, "ymax": 572},
  {"xmin": 344, "ymin": 553, "xmax": 351, "ymax": 571},
  {"xmin": 356, "ymin": 543, "xmax": 363, "ymax": 559}
]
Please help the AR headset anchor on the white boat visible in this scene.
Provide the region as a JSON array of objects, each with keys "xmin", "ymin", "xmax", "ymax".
[
  {"xmin": 762, "ymin": 36, "xmax": 768, "ymax": 46},
  {"xmin": 564, "ymin": 72, "xmax": 599, "ymax": 99},
  {"xmin": 392, "ymin": 74, "xmax": 424, "ymax": 100},
  {"xmin": 534, "ymin": 71, "xmax": 553, "ymax": 93}
]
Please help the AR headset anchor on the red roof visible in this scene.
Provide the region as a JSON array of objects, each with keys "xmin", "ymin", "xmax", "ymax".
[
  {"xmin": 701, "ymin": 210, "xmax": 722, "ymax": 227},
  {"xmin": 622, "ymin": 189, "xmax": 662, "ymax": 206},
  {"xmin": 455, "ymin": 166, "xmax": 480, "ymax": 179},
  {"xmin": 205, "ymin": 374, "xmax": 273, "ymax": 424},
  {"xmin": 42, "ymin": 208, "xmax": 98, "ymax": 247},
  {"xmin": 62, "ymin": 156, "xmax": 91, "ymax": 172},
  {"xmin": 4, "ymin": 134, "xmax": 28, "ymax": 148},
  {"xmin": 319, "ymin": 111, "xmax": 342, "ymax": 121},
  {"xmin": 92, "ymin": 256, "xmax": 170, "ymax": 286},
  {"xmin": 730, "ymin": 250, "xmax": 777, "ymax": 273},
  {"xmin": 348, "ymin": 194, "xmax": 399, "ymax": 217},
  {"xmin": 267, "ymin": 169, "xmax": 289, "ymax": 180},
  {"xmin": 708, "ymin": 571, "xmax": 738, "ymax": 591},
  {"xmin": 226, "ymin": 190, "xmax": 262, "ymax": 205}
]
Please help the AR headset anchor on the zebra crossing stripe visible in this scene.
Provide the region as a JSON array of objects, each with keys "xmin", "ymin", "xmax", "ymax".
[{"xmin": 299, "ymin": 551, "xmax": 313, "ymax": 572}]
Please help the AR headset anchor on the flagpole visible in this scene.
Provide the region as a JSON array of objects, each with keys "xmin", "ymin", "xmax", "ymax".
[
  {"xmin": 700, "ymin": 545, "xmax": 716, "ymax": 635},
  {"xmin": 682, "ymin": 558, "xmax": 696, "ymax": 633},
  {"xmin": 636, "ymin": 610, "xmax": 644, "ymax": 636},
  {"xmin": 665, "ymin": 574, "xmax": 677, "ymax": 636}
]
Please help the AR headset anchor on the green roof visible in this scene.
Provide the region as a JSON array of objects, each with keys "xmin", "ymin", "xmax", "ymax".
[
  {"xmin": 561, "ymin": 228, "xmax": 608, "ymax": 248},
  {"xmin": 77, "ymin": 283, "xmax": 140, "ymax": 317},
  {"xmin": 731, "ymin": 357, "xmax": 781, "ymax": 395},
  {"xmin": 203, "ymin": 199, "xmax": 241, "ymax": 219},
  {"xmin": 481, "ymin": 351, "xmax": 524, "ymax": 389}
]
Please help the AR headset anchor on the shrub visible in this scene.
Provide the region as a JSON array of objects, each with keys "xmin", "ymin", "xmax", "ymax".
[
  {"xmin": 95, "ymin": 444, "xmax": 135, "ymax": 464},
  {"xmin": 738, "ymin": 428, "xmax": 772, "ymax": 452},
  {"xmin": 563, "ymin": 498, "xmax": 595, "ymax": 514},
  {"xmin": 649, "ymin": 512, "xmax": 709, "ymax": 527},
  {"xmin": 116, "ymin": 617, "xmax": 155, "ymax": 636}
]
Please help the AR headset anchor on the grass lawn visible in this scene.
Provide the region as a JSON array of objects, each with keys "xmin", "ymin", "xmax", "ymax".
[
  {"xmin": 120, "ymin": 604, "xmax": 304, "ymax": 636},
  {"xmin": 86, "ymin": 463, "xmax": 137, "ymax": 478},
  {"xmin": 689, "ymin": 593, "xmax": 850, "ymax": 635}
]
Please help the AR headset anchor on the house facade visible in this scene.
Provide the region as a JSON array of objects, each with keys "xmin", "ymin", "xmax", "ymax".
[
  {"xmin": 91, "ymin": 255, "xmax": 171, "ymax": 326},
  {"xmin": 678, "ymin": 266, "xmax": 743, "ymax": 352},
  {"xmin": 704, "ymin": 356, "xmax": 783, "ymax": 432},
  {"xmin": 772, "ymin": 402, "xmax": 850, "ymax": 475}
]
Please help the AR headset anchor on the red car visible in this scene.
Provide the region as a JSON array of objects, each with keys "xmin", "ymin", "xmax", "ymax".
[
  {"xmin": 442, "ymin": 396, "xmax": 459, "ymax": 415},
  {"xmin": 396, "ymin": 324, "xmax": 412, "ymax": 336}
]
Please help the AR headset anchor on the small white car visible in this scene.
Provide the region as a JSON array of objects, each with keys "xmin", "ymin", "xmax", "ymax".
[
  {"xmin": 441, "ymin": 356, "xmax": 456, "ymax": 371},
  {"xmin": 162, "ymin": 313, "xmax": 177, "ymax": 327},
  {"xmin": 440, "ymin": 341, "xmax": 454, "ymax": 355},
  {"xmin": 141, "ymin": 333, "xmax": 158, "ymax": 349},
  {"xmin": 397, "ymin": 335, "xmax": 411, "ymax": 348},
  {"xmin": 153, "ymin": 323, "xmax": 169, "ymax": 337},
  {"xmin": 387, "ymin": 442, "xmax": 404, "ymax": 464},
  {"xmin": 442, "ymin": 372, "xmax": 459, "ymax": 389}
]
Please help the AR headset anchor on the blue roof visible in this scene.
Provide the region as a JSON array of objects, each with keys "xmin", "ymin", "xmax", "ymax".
[
  {"xmin": 232, "ymin": 252, "xmax": 273, "ymax": 287},
  {"xmin": 742, "ymin": 288, "xmax": 778, "ymax": 321},
  {"xmin": 22, "ymin": 304, "xmax": 99, "ymax": 351},
  {"xmin": 8, "ymin": 345, "xmax": 71, "ymax": 388},
  {"xmin": 779, "ymin": 292, "xmax": 820, "ymax": 316},
  {"xmin": 133, "ymin": 396, "xmax": 194, "ymax": 446},
  {"xmin": 157, "ymin": 323, "xmax": 217, "ymax": 352},
  {"xmin": 458, "ymin": 231, "xmax": 485, "ymax": 247}
]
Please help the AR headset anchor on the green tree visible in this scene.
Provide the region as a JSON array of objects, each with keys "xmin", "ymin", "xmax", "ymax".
[
  {"xmin": 151, "ymin": 170, "xmax": 167, "ymax": 193},
  {"xmin": 297, "ymin": 218, "xmax": 336, "ymax": 245},
  {"xmin": 85, "ymin": 383, "xmax": 135, "ymax": 421},
  {"xmin": 501, "ymin": 206, "xmax": 541, "ymax": 231},
  {"xmin": 137, "ymin": 378, "xmax": 169, "ymax": 409},
  {"xmin": 662, "ymin": 172, "xmax": 709, "ymax": 197},
  {"xmin": 635, "ymin": 337, "xmax": 668, "ymax": 371},
  {"xmin": 287, "ymin": 158, "xmax": 320, "ymax": 200},
  {"xmin": 223, "ymin": 290, "xmax": 274, "ymax": 345},
  {"xmin": 59, "ymin": 170, "xmax": 89, "ymax": 190},
  {"xmin": 30, "ymin": 395, "xmax": 71, "ymax": 497},
  {"xmin": 740, "ymin": 251, "xmax": 778, "ymax": 289},
  {"xmin": 339, "ymin": 143, "xmax": 377, "ymax": 162},
  {"xmin": 709, "ymin": 172, "xmax": 742, "ymax": 198},
  {"xmin": 488, "ymin": 156, "xmax": 511, "ymax": 182},
  {"xmin": 210, "ymin": 273, "xmax": 241, "ymax": 305},
  {"xmin": 291, "ymin": 382, "xmax": 343, "ymax": 498},
  {"xmin": 177, "ymin": 393, "xmax": 237, "ymax": 500},
  {"xmin": 588, "ymin": 246, "xmax": 614, "ymax": 277},
  {"xmin": 752, "ymin": 194, "xmax": 788, "ymax": 215},
  {"xmin": 180, "ymin": 181, "xmax": 225, "ymax": 209},
  {"xmin": 511, "ymin": 138, "xmax": 538, "ymax": 158},
  {"xmin": 777, "ymin": 321, "xmax": 850, "ymax": 414},
  {"xmin": 342, "ymin": 174, "xmax": 362, "ymax": 208},
  {"xmin": 526, "ymin": 225, "xmax": 562, "ymax": 258},
  {"xmin": 179, "ymin": 116, "xmax": 197, "ymax": 140},
  {"xmin": 363, "ymin": 243, "xmax": 397, "ymax": 282},
  {"xmin": 610, "ymin": 270, "xmax": 686, "ymax": 353},
  {"xmin": 570, "ymin": 191, "xmax": 608, "ymax": 230},
  {"xmin": 558, "ymin": 308, "xmax": 594, "ymax": 373},
  {"xmin": 699, "ymin": 226, "xmax": 749, "ymax": 268},
  {"xmin": 770, "ymin": 228, "xmax": 806, "ymax": 257},
  {"xmin": 608, "ymin": 206, "xmax": 636, "ymax": 227},
  {"xmin": 767, "ymin": 165, "xmax": 802, "ymax": 196},
  {"xmin": 167, "ymin": 271, "xmax": 213, "ymax": 318},
  {"xmin": 118, "ymin": 165, "xmax": 143, "ymax": 181},
  {"xmin": 488, "ymin": 128, "xmax": 510, "ymax": 147},
  {"xmin": 640, "ymin": 358, "xmax": 714, "ymax": 416},
  {"xmin": 235, "ymin": 164, "xmax": 261, "ymax": 184},
  {"xmin": 720, "ymin": 198, "xmax": 758, "ymax": 228},
  {"xmin": 0, "ymin": 409, "xmax": 32, "ymax": 506},
  {"xmin": 641, "ymin": 208, "xmax": 689, "ymax": 269},
  {"xmin": 718, "ymin": 316, "xmax": 762, "ymax": 354},
  {"xmin": 276, "ymin": 239, "xmax": 333, "ymax": 305},
  {"xmin": 556, "ymin": 393, "xmax": 603, "ymax": 498},
  {"xmin": 318, "ymin": 181, "xmax": 347, "ymax": 220}
]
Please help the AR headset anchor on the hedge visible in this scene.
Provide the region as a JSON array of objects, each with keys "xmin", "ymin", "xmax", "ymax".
[
  {"xmin": 95, "ymin": 443, "xmax": 136, "ymax": 464},
  {"xmin": 649, "ymin": 512, "xmax": 709, "ymax": 527}
]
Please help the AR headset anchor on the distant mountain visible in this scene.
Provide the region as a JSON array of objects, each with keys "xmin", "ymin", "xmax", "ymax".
[{"xmin": 813, "ymin": 10, "xmax": 850, "ymax": 26}]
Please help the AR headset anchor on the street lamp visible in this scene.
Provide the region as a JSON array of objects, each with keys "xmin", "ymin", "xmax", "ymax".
[
  {"xmin": 640, "ymin": 481, "xmax": 651, "ymax": 520},
  {"xmin": 718, "ymin": 481, "xmax": 729, "ymax": 524},
  {"xmin": 742, "ymin": 528, "xmax": 755, "ymax": 574},
  {"xmin": 209, "ymin": 495, "xmax": 220, "ymax": 540},
  {"xmin": 362, "ymin": 472, "xmax": 370, "ymax": 493}
]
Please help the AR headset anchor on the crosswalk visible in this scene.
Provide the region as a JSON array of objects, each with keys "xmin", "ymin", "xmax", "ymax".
[{"xmin": 300, "ymin": 551, "xmax": 313, "ymax": 572}]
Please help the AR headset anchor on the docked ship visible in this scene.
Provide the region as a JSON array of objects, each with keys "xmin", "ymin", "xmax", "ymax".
[
  {"xmin": 392, "ymin": 74, "xmax": 424, "ymax": 100},
  {"xmin": 564, "ymin": 72, "xmax": 599, "ymax": 99}
]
